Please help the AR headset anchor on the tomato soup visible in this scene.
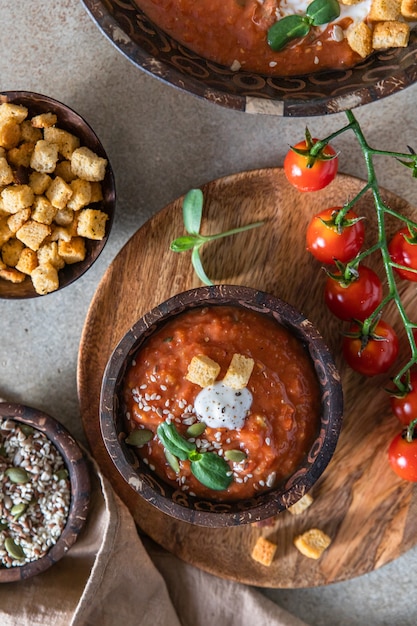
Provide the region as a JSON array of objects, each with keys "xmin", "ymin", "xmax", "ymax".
[
  {"xmin": 133, "ymin": 0, "xmax": 365, "ymax": 75},
  {"xmin": 123, "ymin": 306, "xmax": 320, "ymax": 501}
]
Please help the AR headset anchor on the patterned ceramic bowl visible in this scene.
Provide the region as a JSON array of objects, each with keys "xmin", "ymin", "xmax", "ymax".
[
  {"xmin": 82, "ymin": 0, "xmax": 417, "ymax": 116},
  {"xmin": 100, "ymin": 285, "xmax": 343, "ymax": 527}
]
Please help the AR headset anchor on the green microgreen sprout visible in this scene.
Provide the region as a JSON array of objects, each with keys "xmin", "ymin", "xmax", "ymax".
[
  {"xmin": 268, "ymin": 0, "xmax": 340, "ymax": 51},
  {"xmin": 311, "ymin": 109, "xmax": 417, "ymax": 394},
  {"xmin": 156, "ymin": 421, "xmax": 232, "ymax": 491},
  {"xmin": 170, "ymin": 188, "xmax": 264, "ymax": 285}
]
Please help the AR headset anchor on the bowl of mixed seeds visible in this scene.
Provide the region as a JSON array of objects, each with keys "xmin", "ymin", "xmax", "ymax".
[{"xmin": 0, "ymin": 402, "xmax": 90, "ymax": 582}]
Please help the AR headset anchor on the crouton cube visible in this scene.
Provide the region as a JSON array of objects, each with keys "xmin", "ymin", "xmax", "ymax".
[
  {"xmin": 54, "ymin": 160, "xmax": 76, "ymax": 183},
  {"xmin": 89, "ymin": 181, "xmax": 104, "ymax": 203},
  {"xmin": 372, "ymin": 20, "xmax": 410, "ymax": 48},
  {"xmin": 346, "ymin": 21, "xmax": 373, "ymax": 57},
  {"xmin": 7, "ymin": 208, "xmax": 31, "ymax": 233},
  {"xmin": 0, "ymin": 102, "xmax": 28, "ymax": 124},
  {"xmin": 293, "ymin": 529, "xmax": 332, "ymax": 559},
  {"xmin": 77, "ymin": 208, "xmax": 107, "ymax": 240},
  {"xmin": 288, "ymin": 493, "xmax": 314, "ymax": 516},
  {"xmin": 66, "ymin": 178, "xmax": 91, "ymax": 211},
  {"xmin": 29, "ymin": 171, "xmax": 51, "ymax": 195},
  {"xmin": 31, "ymin": 112, "xmax": 58, "ymax": 129},
  {"xmin": 31, "ymin": 195, "xmax": 57, "ymax": 225},
  {"xmin": 0, "ymin": 218, "xmax": 13, "ymax": 247},
  {"xmin": 369, "ymin": 0, "xmax": 401, "ymax": 19},
  {"xmin": 45, "ymin": 176, "xmax": 73, "ymax": 209},
  {"xmin": 401, "ymin": 0, "xmax": 417, "ymax": 17},
  {"xmin": 16, "ymin": 220, "xmax": 50, "ymax": 251},
  {"xmin": 37, "ymin": 241, "xmax": 65, "ymax": 269},
  {"xmin": 0, "ymin": 157, "xmax": 14, "ymax": 186},
  {"xmin": 185, "ymin": 354, "xmax": 221, "ymax": 387},
  {"xmin": 43, "ymin": 127, "xmax": 80, "ymax": 159},
  {"xmin": 57, "ymin": 236, "xmax": 86, "ymax": 264},
  {"xmin": 7, "ymin": 142, "xmax": 35, "ymax": 168},
  {"xmin": 30, "ymin": 139, "xmax": 59, "ymax": 173},
  {"xmin": 31, "ymin": 262, "xmax": 59, "ymax": 295},
  {"xmin": 20, "ymin": 120, "xmax": 42, "ymax": 143},
  {"xmin": 71, "ymin": 146, "xmax": 107, "ymax": 182},
  {"xmin": 251, "ymin": 537, "xmax": 277, "ymax": 566},
  {"xmin": 0, "ymin": 120, "xmax": 21, "ymax": 150},
  {"xmin": 50, "ymin": 223, "xmax": 77, "ymax": 242},
  {"xmin": 15, "ymin": 247, "xmax": 38, "ymax": 275},
  {"xmin": 223, "ymin": 354, "xmax": 254, "ymax": 389},
  {"xmin": 0, "ymin": 266, "xmax": 26, "ymax": 284},
  {"xmin": 54, "ymin": 207, "xmax": 74, "ymax": 226},
  {"xmin": 1, "ymin": 238, "xmax": 24, "ymax": 266},
  {"xmin": 1, "ymin": 185, "xmax": 34, "ymax": 214}
]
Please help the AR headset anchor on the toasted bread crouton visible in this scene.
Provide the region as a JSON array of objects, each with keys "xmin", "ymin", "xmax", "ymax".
[
  {"xmin": 30, "ymin": 139, "xmax": 59, "ymax": 174},
  {"xmin": 401, "ymin": 0, "xmax": 417, "ymax": 17},
  {"xmin": 0, "ymin": 121, "xmax": 21, "ymax": 150},
  {"xmin": 16, "ymin": 220, "xmax": 50, "ymax": 251},
  {"xmin": 20, "ymin": 120, "xmax": 42, "ymax": 144},
  {"xmin": 37, "ymin": 241, "xmax": 65, "ymax": 269},
  {"xmin": 288, "ymin": 493, "xmax": 314, "ymax": 516},
  {"xmin": 223, "ymin": 354, "xmax": 254, "ymax": 390},
  {"xmin": 31, "ymin": 262, "xmax": 59, "ymax": 295},
  {"xmin": 15, "ymin": 247, "xmax": 38, "ymax": 275},
  {"xmin": 0, "ymin": 103, "xmax": 28, "ymax": 124},
  {"xmin": 7, "ymin": 208, "xmax": 31, "ymax": 233},
  {"xmin": 1, "ymin": 184, "xmax": 34, "ymax": 214},
  {"xmin": 0, "ymin": 266, "xmax": 26, "ymax": 284},
  {"xmin": 50, "ymin": 222, "xmax": 77, "ymax": 242},
  {"xmin": 66, "ymin": 178, "xmax": 91, "ymax": 211},
  {"xmin": 369, "ymin": 0, "xmax": 401, "ymax": 19},
  {"xmin": 31, "ymin": 195, "xmax": 57, "ymax": 225},
  {"xmin": 372, "ymin": 20, "xmax": 410, "ymax": 47},
  {"xmin": 186, "ymin": 354, "xmax": 221, "ymax": 387},
  {"xmin": 0, "ymin": 219, "xmax": 12, "ymax": 248},
  {"xmin": 31, "ymin": 112, "xmax": 58, "ymax": 129},
  {"xmin": 7, "ymin": 142, "xmax": 35, "ymax": 168},
  {"xmin": 77, "ymin": 208, "xmax": 107, "ymax": 239},
  {"xmin": 43, "ymin": 127, "xmax": 80, "ymax": 159},
  {"xmin": 294, "ymin": 528, "xmax": 331, "ymax": 559},
  {"xmin": 54, "ymin": 207, "xmax": 74, "ymax": 226},
  {"xmin": 89, "ymin": 181, "xmax": 104, "ymax": 203},
  {"xmin": 346, "ymin": 21, "xmax": 373, "ymax": 57},
  {"xmin": 45, "ymin": 176, "xmax": 73, "ymax": 209},
  {"xmin": 57, "ymin": 236, "xmax": 86, "ymax": 264},
  {"xmin": 251, "ymin": 537, "xmax": 277, "ymax": 566},
  {"xmin": 71, "ymin": 146, "xmax": 107, "ymax": 182},
  {"xmin": 29, "ymin": 171, "xmax": 51, "ymax": 195},
  {"xmin": 0, "ymin": 157, "xmax": 14, "ymax": 186},
  {"xmin": 1, "ymin": 238, "xmax": 24, "ymax": 266},
  {"xmin": 54, "ymin": 160, "xmax": 76, "ymax": 183}
]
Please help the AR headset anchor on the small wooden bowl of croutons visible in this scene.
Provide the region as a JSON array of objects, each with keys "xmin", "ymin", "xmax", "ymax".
[{"xmin": 0, "ymin": 91, "xmax": 115, "ymax": 299}]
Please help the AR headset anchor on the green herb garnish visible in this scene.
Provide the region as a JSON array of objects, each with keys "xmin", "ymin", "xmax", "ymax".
[
  {"xmin": 170, "ymin": 189, "xmax": 264, "ymax": 285},
  {"xmin": 157, "ymin": 421, "xmax": 232, "ymax": 491}
]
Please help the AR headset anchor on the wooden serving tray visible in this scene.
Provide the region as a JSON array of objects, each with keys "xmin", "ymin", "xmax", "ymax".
[{"xmin": 78, "ymin": 168, "xmax": 417, "ymax": 587}]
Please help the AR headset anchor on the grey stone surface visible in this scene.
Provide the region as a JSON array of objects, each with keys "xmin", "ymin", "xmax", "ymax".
[{"xmin": 1, "ymin": 1, "xmax": 417, "ymax": 623}]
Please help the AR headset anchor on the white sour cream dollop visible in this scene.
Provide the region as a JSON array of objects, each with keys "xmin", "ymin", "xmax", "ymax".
[{"xmin": 194, "ymin": 381, "xmax": 252, "ymax": 430}]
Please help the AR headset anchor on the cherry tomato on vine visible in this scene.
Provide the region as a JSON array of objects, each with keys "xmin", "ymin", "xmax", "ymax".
[
  {"xmin": 284, "ymin": 138, "xmax": 338, "ymax": 192},
  {"xmin": 342, "ymin": 319, "xmax": 399, "ymax": 377},
  {"xmin": 306, "ymin": 207, "xmax": 365, "ymax": 265},
  {"xmin": 390, "ymin": 370, "xmax": 417, "ymax": 425},
  {"xmin": 388, "ymin": 228, "xmax": 417, "ymax": 282},
  {"xmin": 388, "ymin": 424, "xmax": 417, "ymax": 482},
  {"xmin": 324, "ymin": 264, "xmax": 383, "ymax": 321}
]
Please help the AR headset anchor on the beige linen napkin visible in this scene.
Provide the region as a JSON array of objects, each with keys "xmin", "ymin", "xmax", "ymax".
[{"xmin": 0, "ymin": 457, "xmax": 307, "ymax": 626}]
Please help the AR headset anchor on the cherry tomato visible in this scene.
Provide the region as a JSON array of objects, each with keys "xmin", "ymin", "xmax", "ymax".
[
  {"xmin": 342, "ymin": 319, "xmax": 399, "ymax": 377},
  {"xmin": 388, "ymin": 428, "xmax": 417, "ymax": 482},
  {"xmin": 306, "ymin": 207, "xmax": 365, "ymax": 265},
  {"xmin": 390, "ymin": 370, "xmax": 417, "ymax": 425},
  {"xmin": 388, "ymin": 228, "xmax": 417, "ymax": 282},
  {"xmin": 324, "ymin": 265, "xmax": 383, "ymax": 321},
  {"xmin": 284, "ymin": 139, "xmax": 338, "ymax": 192}
]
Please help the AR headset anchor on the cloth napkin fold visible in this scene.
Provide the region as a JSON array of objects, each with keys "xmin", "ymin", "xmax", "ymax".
[{"xmin": 0, "ymin": 456, "xmax": 307, "ymax": 626}]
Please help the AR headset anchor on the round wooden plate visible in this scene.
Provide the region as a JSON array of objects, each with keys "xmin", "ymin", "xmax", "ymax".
[{"xmin": 78, "ymin": 168, "xmax": 417, "ymax": 588}]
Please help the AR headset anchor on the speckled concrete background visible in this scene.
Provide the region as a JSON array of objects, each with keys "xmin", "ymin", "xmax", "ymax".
[{"xmin": 1, "ymin": 1, "xmax": 417, "ymax": 623}]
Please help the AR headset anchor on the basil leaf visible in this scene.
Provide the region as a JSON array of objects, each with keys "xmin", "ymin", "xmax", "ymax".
[
  {"xmin": 183, "ymin": 188, "xmax": 203, "ymax": 235},
  {"xmin": 267, "ymin": 15, "xmax": 310, "ymax": 52},
  {"xmin": 190, "ymin": 452, "xmax": 233, "ymax": 491},
  {"xmin": 306, "ymin": 0, "xmax": 340, "ymax": 25},
  {"xmin": 157, "ymin": 422, "xmax": 195, "ymax": 461}
]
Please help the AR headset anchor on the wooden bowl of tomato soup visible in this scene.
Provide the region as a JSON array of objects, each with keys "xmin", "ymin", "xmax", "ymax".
[{"xmin": 100, "ymin": 285, "xmax": 343, "ymax": 527}]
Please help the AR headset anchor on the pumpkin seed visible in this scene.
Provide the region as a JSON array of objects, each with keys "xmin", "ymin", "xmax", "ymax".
[
  {"xmin": 125, "ymin": 429, "xmax": 153, "ymax": 447},
  {"xmin": 5, "ymin": 467, "xmax": 29, "ymax": 484},
  {"xmin": 5, "ymin": 538, "xmax": 25, "ymax": 560},
  {"xmin": 186, "ymin": 422, "xmax": 206, "ymax": 437},
  {"xmin": 19, "ymin": 424, "xmax": 34, "ymax": 437},
  {"xmin": 11, "ymin": 503, "xmax": 27, "ymax": 519},
  {"xmin": 0, "ymin": 522, "xmax": 8, "ymax": 531},
  {"xmin": 164, "ymin": 449, "xmax": 180, "ymax": 473},
  {"xmin": 56, "ymin": 469, "xmax": 69, "ymax": 481},
  {"xmin": 224, "ymin": 449, "xmax": 247, "ymax": 463}
]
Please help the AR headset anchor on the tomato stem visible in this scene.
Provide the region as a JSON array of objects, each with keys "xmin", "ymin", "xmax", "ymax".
[{"xmin": 405, "ymin": 418, "xmax": 417, "ymax": 443}]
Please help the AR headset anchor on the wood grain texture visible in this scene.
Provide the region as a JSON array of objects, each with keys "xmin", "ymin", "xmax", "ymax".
[{"xmin": 77, "ymin": 168, "xmax": 417, "ymax": 588}]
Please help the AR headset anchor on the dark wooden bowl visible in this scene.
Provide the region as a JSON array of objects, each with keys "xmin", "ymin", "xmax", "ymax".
[
  {"xmin": 100, "ymin": 285, "xmax": 343, "ymax": 527},
  {"xmin": 0, "ymin": 403, "xmax": 90, "ymax": 582},
  {"xmin": 0, "ymin": 91, "xmax": 116, "ymax": 299}
]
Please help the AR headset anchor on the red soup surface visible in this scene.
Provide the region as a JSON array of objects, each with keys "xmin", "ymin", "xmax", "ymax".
[
  {"xmin": 133, "ymin": 0, "xmax": 362, "ymax": 76},
  {"xmin": 123, "ymin": 305, "xmax": 320, "ymax": 501}
]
